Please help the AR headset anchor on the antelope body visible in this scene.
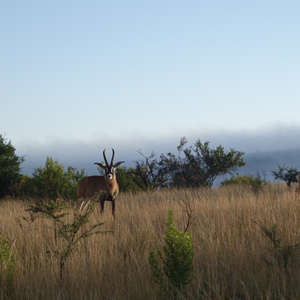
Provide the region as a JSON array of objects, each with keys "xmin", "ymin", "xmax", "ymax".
[{"xmin": 77, "ymin": 149, "xmax": 124, "ymax": 218}]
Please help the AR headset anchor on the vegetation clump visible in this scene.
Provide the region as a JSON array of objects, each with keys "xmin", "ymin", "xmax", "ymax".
[
  {"xmin": 24, "ymin": 198, "xmax": 108, "ymax": 280},
  {"xmin": 22, "ymin": 157, "xmax": 86, "ymax": 200},
  {"xmin": 254, "ymin": 220, "xmax": 300, "ymax": 269},
  {"xmin": 1, "ymin": 133, "xmax": 247, "ymax": 197},
  {"xmin": 149, "ymin": 209, "xmax": 194, "ymax": 299},
  {"xmin": 0, "ymin": 134, "xmax": 25, "ymax": 198},
  {"xmin": 135, "ymin": 137, "xmax": 245, "ymax": 190},
  {"xmin": 221, "ymin": 172, "xmax": 267, "ymax": 193},
  {"xmin": 0, "ymin": 235, "xmax": 16, "ymax": 294},
  {"xmin": 271, "ymin": 164, "xmax": 299, "ymax": 188}
]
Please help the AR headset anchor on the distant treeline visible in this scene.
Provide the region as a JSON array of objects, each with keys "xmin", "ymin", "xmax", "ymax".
[{"xmin": 1, "ymin": 134, "xmax": 298, "ymax": 200}]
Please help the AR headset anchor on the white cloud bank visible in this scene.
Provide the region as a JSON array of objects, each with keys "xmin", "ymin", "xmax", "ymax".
[{"xmin": 16, "ymin": 124, "xmax": 300, "ymax": 180}]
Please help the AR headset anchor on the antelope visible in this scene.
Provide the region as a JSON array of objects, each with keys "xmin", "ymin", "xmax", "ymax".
[
  {"xmin": 77, "ymin": 148, "xmax": 124, "ymax": 218},
  {"xmin": 294, "ymin": 172, "xmax": 300, "ymax": 198}
]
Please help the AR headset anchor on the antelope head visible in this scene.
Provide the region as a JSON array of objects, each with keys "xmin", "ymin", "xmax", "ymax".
[{"xmin": 94, "ymin": 148, "xmax": 124, "ymax": 180}]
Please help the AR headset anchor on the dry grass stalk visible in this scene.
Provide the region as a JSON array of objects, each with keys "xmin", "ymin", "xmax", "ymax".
[{"xmin": 0, "ymin": 183, "xmax": 300, "ymax": 299}]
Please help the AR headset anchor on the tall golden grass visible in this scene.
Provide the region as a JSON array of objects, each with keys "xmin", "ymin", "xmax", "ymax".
[{"xmin": 1, "ymin": 183, "xmax": 300, "ymax": 299}]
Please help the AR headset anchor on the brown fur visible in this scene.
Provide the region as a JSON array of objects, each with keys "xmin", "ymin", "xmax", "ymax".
[{"xmin": 77, "ymin": 175, "xmax": 119, "ymax": 218}]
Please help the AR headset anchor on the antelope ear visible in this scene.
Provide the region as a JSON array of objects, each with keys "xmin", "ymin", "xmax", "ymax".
[
  {"xmin": 94, "ymin": 162, "xmax": 106, "ymax": 169},
  {"xmin": 113, "ymin": 161, "xmax": 125, "ymax": 169}
]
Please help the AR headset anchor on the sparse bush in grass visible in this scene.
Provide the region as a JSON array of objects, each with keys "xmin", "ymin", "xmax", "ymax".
[
  {"xmin": 271, "ymin": 164, "xmax": 299, "ymax": 188},
  {"xmin": 25, "ymin": 198, "xmax": 69, "ymax": 244},
  {"xmin": 149, "ymin": 209, "xmax": 194, "ymax": 299},
  {"xmin": 0, "ymin": 235, "xmax": 16, "ymax": 294},
  {"xmin": 221, "ymin": 172, "xmax": 267, "ymax": 193},
  {"xmin": 24, "ymin": 197, "xmax": 108, "ymax": 280},
  {"xmin": 254, "ymin": 220, "xmax": 300, "ymax": 268},
  {"xmin": 55, "ymin": 202, "xmax": 108, "ymax": 280}
]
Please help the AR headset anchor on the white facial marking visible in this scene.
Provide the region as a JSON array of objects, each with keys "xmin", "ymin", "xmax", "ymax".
[{"xmin": 107, "ymin": 174, "xmax": 113, "ymax": 180}]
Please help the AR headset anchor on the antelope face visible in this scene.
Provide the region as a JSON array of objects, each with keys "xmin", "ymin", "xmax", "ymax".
[{"xmin": 105, "ymin": 166, "xmax": 115, "ymax": 180}]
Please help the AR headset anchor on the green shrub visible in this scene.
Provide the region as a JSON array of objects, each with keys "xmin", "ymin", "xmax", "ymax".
[
  {"xmin": 0, "ymin": 235, "xmax": 16, "ymax": 292},
  {"xmin": 115, "ymin": 166, "xmax": 143, "ymax": 193},
  {"xmin": 28, "ymin": 157, "xmax": 86, "ymax": 200},
  {"xmin": 159, "ymin": 137, "xmax": 245, "ymax": 188},
  {"xmin": 0, "ymin": 134, "xmax": 25, "ymax": 198},
  {"xmin": 149, "ymin": 209, "xmax": 194, "ymax": 299},
  {"xmin": 221, "ymin": 172, "xmax": 267, "ymax": 193},
  {"xmin": 22, "ymin": 174, "xmax": 35, "ymax": 197}
]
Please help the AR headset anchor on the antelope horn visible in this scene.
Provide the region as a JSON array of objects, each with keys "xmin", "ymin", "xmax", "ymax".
[
  {"xmin": 103, "ymin": 149, "xmax": 109, "ymax": 166},
  {"xmin": 111, "ymin": 148, "xmax": 115, "ymax": 165}
]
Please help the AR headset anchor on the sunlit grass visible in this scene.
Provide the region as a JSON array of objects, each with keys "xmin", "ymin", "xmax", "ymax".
[{"xmin": 1, "ymin": 183, "xmax": 300, "ymax": 299}]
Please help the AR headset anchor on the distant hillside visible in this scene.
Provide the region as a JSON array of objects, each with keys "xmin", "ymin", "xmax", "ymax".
[
  {"xmin": 21, "ymin": 148, "xmax": 300, "ymax": 185},
  {"xmin": 215, "ymin": 148, "xmax": 300, "ymax": 185},
  {"xmin": 241, "ymin": 148, "xmax": 300, "ymax": 179}
]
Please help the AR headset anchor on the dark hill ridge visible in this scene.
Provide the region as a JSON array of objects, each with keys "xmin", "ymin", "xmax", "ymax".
[
  {"xmin": 214, "ymin": 148, "xmax": 300, "ymax": 185},
  {"xmin": 21, "ymin": 148, "xmax": 300, "ymax": 185},
  {"xmin": 242, "ymin": 148, "xmax": 300, "ymax": 178}
]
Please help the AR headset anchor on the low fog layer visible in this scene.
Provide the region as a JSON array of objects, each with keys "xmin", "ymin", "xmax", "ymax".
[{"xmin": 17, "ymin": 126, "xmax": 300, "ymax": 185}]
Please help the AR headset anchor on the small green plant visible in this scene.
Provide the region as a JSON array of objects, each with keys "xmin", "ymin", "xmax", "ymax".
[
  {"xmin": 0, "ymin": 235, "xmax": 16, "ymax": 293},
  {"xmin": 149, "ymin": 209, "xmax": 194, "ymax": 299},
  {"xmin": 254, "ymin": 220, "xmax": 300, "ymax": 268}
]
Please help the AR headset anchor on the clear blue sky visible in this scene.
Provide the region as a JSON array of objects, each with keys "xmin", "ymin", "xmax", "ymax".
[{"xmin": 1, "ymin": 1, "xmax": 300, "ymax": 173}]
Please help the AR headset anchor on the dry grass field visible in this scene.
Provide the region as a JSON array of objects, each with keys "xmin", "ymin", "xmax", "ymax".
[{"xmin": 1, "ymin": 184, "xmax": 300, "ymax": 299}]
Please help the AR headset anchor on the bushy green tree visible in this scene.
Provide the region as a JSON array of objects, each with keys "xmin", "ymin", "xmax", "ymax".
[
  {"xmin": 30, "ymin": 157, "xmax": 86, "ymax": 200},
  {"xmin": 115, "ymin": 166, "xmax": 143, "ymax": 193},
  {"xmin": 0, "ymin": 134, "xmax": 25, "ymax": 198},
  {"xmin": 21, "ymin": 174, "xmax": 35, "ymax": 197},
  {"xmin": 271, "ymin": 164, "xmax": 298, "ymax": 188},
  {"xmin": 133, "ymin": 151, "xmax": 169, "ymax": 191},
  {"xmin": 160, "ymin": 137, "xmax": 245, "ymax": 188},
  {"xmin": 149, "ymin": 209, "xmax": 194, "ymax": 299}
]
